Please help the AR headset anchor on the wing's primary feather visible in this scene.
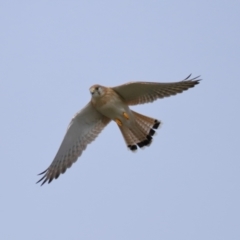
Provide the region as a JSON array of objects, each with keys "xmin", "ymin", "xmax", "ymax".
[
  {"xmin": 112, "ymin": 74, "xmax": 201, "ymax": 105},
  {"xmin": 37, "ymin": 102, "xmax": 110, "ymax": 185}
]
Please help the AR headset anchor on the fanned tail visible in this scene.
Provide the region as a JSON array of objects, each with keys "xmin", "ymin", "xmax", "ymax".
[{"xmin": 118, "ymin": 111, "xmax": 161, "ymax": 151}]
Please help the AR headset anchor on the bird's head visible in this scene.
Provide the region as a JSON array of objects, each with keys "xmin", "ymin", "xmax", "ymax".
[{"xmin": 89, "ymin": 85, "xmax": 105, "ymax": 98}]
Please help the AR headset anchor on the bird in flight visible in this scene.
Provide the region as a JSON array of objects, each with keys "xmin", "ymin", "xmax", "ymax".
[{"xmin": 37, "ymin": 74, "xmax": 201, "ymax": 185}]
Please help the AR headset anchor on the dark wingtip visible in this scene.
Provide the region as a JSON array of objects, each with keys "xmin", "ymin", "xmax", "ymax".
[
  {"xmin": 48, "ymin": 178, "xmax": 53, "ymax": 184},
  {"xmin": 184, "ymin": 73, "xmax": 192, "ymax": 80},
  {"xmin": 38, "ymin": 169, "xmax": 48, "ymax": 176},
  {"xmin": 36, "ymin": 174, "xmax": 53, "ymax": 186},
  {"xmin": 36, "ymin": 175, "xmax": 47, "ymax": 186},
  {"xmin": 36, "ymin": 168, "xmax": 49, "ymax": 186},
  {"xmin": 37, "ymin": 166, "xmax": 69, "ymax": 186},
  {"xmin": 184, "ymin": 74, "xmax": 202, "ymax": 83}
]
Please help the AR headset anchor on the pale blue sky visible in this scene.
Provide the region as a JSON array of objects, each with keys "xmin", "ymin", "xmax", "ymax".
[{"xmin": 1, "ymin": 1, "xmax": 239, "ymax": 239}]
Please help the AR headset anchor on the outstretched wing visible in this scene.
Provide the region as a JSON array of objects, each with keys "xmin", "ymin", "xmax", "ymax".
[
  {"xmin": 112, "ymin": 74, "xmax": 201, "ymax": 105},
  {"xmin": 37, "ymin": 102, "xmax": 110, "ymax": 185}
]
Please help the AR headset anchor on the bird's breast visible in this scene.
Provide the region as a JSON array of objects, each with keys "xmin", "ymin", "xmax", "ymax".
[{"xmin": 92, "ymin": 90, "xmax": 131, "ymax": 122}]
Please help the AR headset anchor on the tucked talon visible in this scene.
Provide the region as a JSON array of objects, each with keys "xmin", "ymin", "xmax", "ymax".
[
  {"xmin": 123, "ymin": 112, "xmax": 129, "ymax": 120},
  {"xmin": 115, "ymin": 118, "xmax": 122, "ymax": 127}
]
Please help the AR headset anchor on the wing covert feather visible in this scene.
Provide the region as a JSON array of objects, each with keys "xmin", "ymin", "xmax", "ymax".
[
  {"xmin": 113, "ymin": 74, "xmax": 201, "ymax": 105},
  {"xmin": 37, "ymin": 102, "xmax": 110, "ymax": 185}
]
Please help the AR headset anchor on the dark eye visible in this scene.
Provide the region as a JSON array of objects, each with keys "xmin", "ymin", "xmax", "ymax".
[{"xmin": 96, "ymin": 86, "xmax": 99, "ymax": 90}]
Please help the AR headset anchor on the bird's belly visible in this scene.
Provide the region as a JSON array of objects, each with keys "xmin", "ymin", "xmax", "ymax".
[{"xmin": 98, "ymin": 99, "xmax": 132, "ymax": 125}]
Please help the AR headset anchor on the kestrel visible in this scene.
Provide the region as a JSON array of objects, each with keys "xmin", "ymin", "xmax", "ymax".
[{"xmin": 37, "ymin": 74, "xmax": 200, "ymax": 185}]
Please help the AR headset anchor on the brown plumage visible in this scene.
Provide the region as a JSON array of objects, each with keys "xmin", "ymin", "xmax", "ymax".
[
  {"xmin": 118, "ymin": 111, "xmax": 161, "ymax": 151},
  {"xmin": 37, "ymin": 74, "xmax": 201, "ymax": 185}
]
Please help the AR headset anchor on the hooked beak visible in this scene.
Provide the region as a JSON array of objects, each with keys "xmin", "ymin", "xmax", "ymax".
[{"xmin": 90, "ymin": 87, "xmax": 95, "ymax": 94}]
